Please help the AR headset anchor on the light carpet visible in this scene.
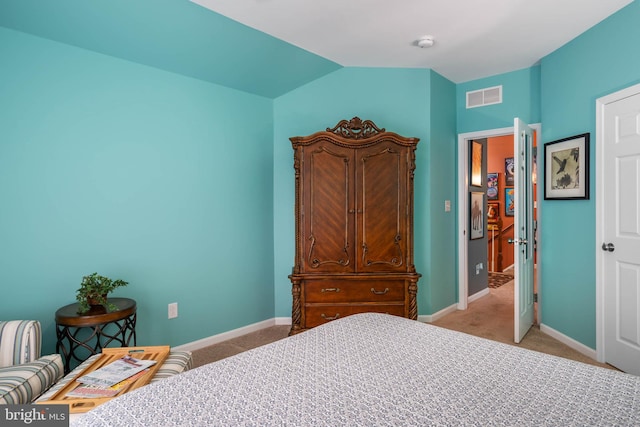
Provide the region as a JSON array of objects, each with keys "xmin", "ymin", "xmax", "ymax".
[{"xmin": 192, "ymin": 282, "xmax": 615, "ymax": 371}]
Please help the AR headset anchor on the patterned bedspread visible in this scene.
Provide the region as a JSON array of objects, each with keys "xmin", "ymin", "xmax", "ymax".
[{"xmin": 72, "ymin": 313, "xmax": 640, "ymax": 426}]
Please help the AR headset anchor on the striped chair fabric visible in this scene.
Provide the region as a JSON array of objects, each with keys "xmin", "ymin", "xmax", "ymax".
[
  {"xmin": 0, "ymin": 320, "xmax": 41, "ymax": 367},
  {"xmin": 0, "ymin": 320, "xmax": 64, "ymax": 404},
  {"xmin": 36, "ymin": 350, "xmax": 193, "ymax": 403},
  {"xmin": 0, "ymin": 354, "xmax": 64, "ymax": 404},
  {"xmin": 151, "ymin": 350, "xmax": 193, "ymax": 382}
]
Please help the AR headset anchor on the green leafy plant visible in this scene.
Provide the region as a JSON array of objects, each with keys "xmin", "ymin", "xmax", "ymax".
[{"xmin": 76, "ymin": 272, "xmax": 128, "ymax": 314}]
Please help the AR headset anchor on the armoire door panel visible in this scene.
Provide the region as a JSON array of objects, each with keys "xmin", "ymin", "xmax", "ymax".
[
  {"xmin": 302, "ymin": 145, "xmax": 355, "ymax": 272},
  {"xmin": 358, "ymin": 143, "xmax": 407, "ymax": 271}
]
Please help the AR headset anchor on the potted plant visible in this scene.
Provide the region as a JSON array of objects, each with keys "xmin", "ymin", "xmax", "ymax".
[{"xmin": 76, "ymin": 272, "xmax": 129, "ymax": 314}]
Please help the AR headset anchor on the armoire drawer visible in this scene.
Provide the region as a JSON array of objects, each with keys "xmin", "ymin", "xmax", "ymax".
[
  {"xmin": 304, "ymin": 280, "xmax": 405, "ymax": 303},
  {"xmin": 304, "ymin": 304, "xmax": 405, "ymax": 328}
]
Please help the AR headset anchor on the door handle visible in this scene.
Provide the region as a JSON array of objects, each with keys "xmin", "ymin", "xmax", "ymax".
[
  {"xmin": 601, "ymin": 242, "xmax": 615, "ymax": 252},
  {"xmin": 508, "ymin": 238, "xmax": 528, "ymax": 245}
]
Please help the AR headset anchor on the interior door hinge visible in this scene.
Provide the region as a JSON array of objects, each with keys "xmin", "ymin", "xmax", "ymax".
[{"xmin": 534, "ymin": 293, "xmax": 538, "ymax": 303}]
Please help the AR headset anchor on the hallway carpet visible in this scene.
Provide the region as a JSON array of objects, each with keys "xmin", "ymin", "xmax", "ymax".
[{"xmin": 431, "ymin": 280, "xmax": 615, "ymax": 370}]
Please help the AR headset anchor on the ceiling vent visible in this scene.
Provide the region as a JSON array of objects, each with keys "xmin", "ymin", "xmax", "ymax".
[{"xmin": 466, "ymin": 85, "xmax": 502, "ymax": 109}]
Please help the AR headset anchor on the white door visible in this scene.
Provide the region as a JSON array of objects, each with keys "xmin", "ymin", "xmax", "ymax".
[
  {"xmin": 598, "ymin": 85, "xmax": 640, "ymax": 375},
  {"xmin": 513, "ymin": 118, "xmax": 535, "ymax": 343}
]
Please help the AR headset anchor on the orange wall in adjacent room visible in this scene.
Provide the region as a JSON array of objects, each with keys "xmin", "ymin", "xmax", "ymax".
[
  {"xmin": 487, "ymin": 135, "xmax": 515, "ymax": 271},
  {"xmin": 487, "ymin": 134, "xmax": 538, "ymax": 272}
]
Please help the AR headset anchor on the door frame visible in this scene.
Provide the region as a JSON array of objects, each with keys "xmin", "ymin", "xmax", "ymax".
[
  {"xmin": 595, "ymin": 82, "xmax": 640, "ymax": 363},
  {"xmin": 457, "ymin": 124, "xmax": 542, "ymax": 315}
]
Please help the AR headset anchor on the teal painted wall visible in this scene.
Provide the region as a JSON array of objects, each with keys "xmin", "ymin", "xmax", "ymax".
[
  {"xmin": 538, "ymin": 0, "xmax": 640, "ymax": 349},
  {"xmin": 456, "ymin": 66, "xmax": 541, "ymax": 134},
  {"xmin": 421, "ymin": 71, "xmax": 458, "ymax": 313},
  {"xmin": 3, "ymin": 0, "xmax": 637, "ymax": 357},
  {"xmin": 273, "ymin": 67, "xmax": 457, "ymax": 318},
  {"xmin": 0, "ymin": 28, "xmax": 275, "ymax": 355}
]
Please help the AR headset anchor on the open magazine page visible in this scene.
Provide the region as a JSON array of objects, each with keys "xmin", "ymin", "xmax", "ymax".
[
  {"xmin": 67, "ymin": 370, "xmax": 149, "ymax": 398},
  {"xmin": 76, "ymin": 355, "xmax": 156, "ymax": 387}
]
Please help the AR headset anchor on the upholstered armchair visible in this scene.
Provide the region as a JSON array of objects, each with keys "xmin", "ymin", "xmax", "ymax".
[{"xmin": 0, "ymin": 320, "xmax": 64, "ymax": 404}]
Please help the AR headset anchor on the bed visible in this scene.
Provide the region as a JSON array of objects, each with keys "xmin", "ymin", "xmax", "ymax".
[{"xmin": 72, "ymin": 313, "xmax": 640, "ymax": 426}]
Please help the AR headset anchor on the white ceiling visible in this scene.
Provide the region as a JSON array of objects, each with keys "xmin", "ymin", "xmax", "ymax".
[{"xmin": 192, "ymin": 0, "xmax": 632, "ymax": 83}]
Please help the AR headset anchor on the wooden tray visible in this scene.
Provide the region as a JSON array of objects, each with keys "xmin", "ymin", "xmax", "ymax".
[{"xmin": 38, "ymin": 346, "xmax": 170, "ymax": 413}]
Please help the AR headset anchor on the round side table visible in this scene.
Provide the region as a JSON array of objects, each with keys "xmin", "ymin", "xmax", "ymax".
[{"xmin": 55, "ymin": 297, "xmax": 137, "ymax": 373}]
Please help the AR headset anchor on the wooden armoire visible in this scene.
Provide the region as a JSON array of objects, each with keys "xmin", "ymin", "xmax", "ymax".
[{"xmin": 289, "ymin": 117, "xmax": 421, "ymax": 334}]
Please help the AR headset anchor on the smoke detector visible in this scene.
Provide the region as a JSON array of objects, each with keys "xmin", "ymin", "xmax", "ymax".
[{"xmin": 417, "ymin": 35, "xmax": 434, "ymax": 48}]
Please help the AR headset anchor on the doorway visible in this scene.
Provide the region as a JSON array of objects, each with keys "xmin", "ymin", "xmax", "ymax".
[{"xmin": 457, "ymin": 124, "xmax": 541, "ymax": 339}]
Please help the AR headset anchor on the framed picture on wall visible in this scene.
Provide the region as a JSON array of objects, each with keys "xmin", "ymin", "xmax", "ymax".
[
  {"xmin": 487, "ymin": 202, "xmax": 500, "ymax": 222},
  {"xmin": 544, "ymin": 133, "xmax": 590, "ymax": 200},
  {"xmin": 505, "ymin": 188, "xmax": 515, "ymax": 216},
  {"xmin": 487, "ymin": 172, "xmax": 499, "ymax": 200},
  {"xmin": 505, "ymin": 157, "xmax": 515, "ymax": 186},
  {"xmin": 532, "ymin": 146, "xmax": 538, "ymax": 184},
  {"xmin": 470, "ymin": 140, "xmax": 483, "ymax": 187},
  {"xmin": 470, "ymin": 192, "xmax": 484, "ymax": 240}
]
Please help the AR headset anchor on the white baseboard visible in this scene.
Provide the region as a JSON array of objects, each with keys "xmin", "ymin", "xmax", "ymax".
[
  {"xmin": 420, "ymin": 288, "xmax": 490, "ymax": 323},
  {"xmin": 419, "ymin": 303, "xmax": 458, "ymax": 323},
  {"xmin": 469, "ymin": 287, "xmax": 490, "ymax": 303},
  {"xmin": 539, "ymin": 323, "xmax": 597, "ymax": 360},
  {"xmin": 274, "ymin": 317, "xmax": 292, "ymax": 326},
  {"xmin": 173, "ymin": 318, "xmax": 281, "ymax": 352}
]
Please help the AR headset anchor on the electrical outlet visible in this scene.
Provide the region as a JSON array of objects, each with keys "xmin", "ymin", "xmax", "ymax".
[{"xmin": 168, "ymin": 302, "xmax": 178, "ymax": 319}]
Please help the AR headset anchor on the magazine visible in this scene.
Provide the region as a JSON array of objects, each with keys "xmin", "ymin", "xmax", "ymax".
[
  {"xmin": 76, "ymin": 355, "xmax": 157, "ymax": 388},
  {"xmin": 67, "ymin": 370, "xmax": 149, "ymax": 398}
]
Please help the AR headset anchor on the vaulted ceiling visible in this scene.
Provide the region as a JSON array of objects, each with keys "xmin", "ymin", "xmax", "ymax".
[
  {"xmin": 0, "ymin": 0, "xmax": 633, "ymax": 98},
  {"xmin": 194, "ymin": 0, "xmax": 633, "ymax": 83}
]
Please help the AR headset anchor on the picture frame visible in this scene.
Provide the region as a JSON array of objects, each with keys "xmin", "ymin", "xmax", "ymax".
[
  {"xmin": 470, "ymin": 192, "xmax": 484, "ymax": 240},
  {"xmin": 544, "ymin": 133, "xmax": 590, "ymax": 200},
  {"xmin": 487, "ymin": 202, "xmax": 500, "ymax": 222},
  {"xmin": 470, "ymin": 140, "xmax": 483, "ymax": 187},
  {"xmin": 504, "ymin": 157, "xmax": 515, "ymax": 186},
  {"xmin": 532, "ymin": 146, "xmax": 538, "ymax": 185},
  {"xmin": 505, "ymin": 188, "xmax": 515, "ymax": 217},
  {"xmin": 487, "ymin": 172, "xmax": 499, "ymax": 200}
]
